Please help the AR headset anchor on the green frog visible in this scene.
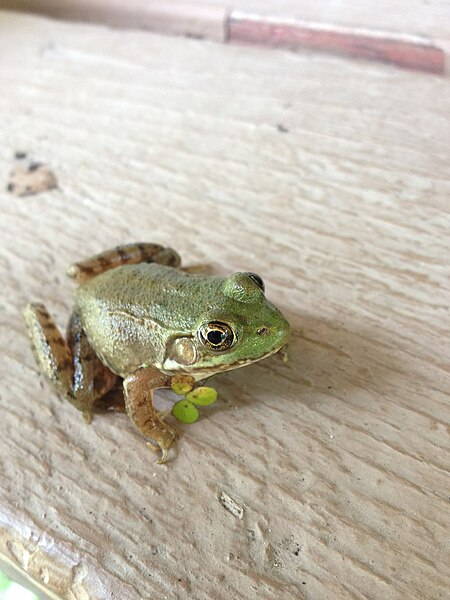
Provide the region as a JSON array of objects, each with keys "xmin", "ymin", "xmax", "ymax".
[{"xmin": 24, "ymin": 243, "xmax": 290, "ymax": 463}]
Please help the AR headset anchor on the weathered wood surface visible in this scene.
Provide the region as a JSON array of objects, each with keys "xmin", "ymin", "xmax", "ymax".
[
  {"xmin": 222, "ymin": 0, "xmax": 450, "ymax": 39},
  {"xmin": 0, "ymin": 11, "xmax": 449, "ymax": 600},
  {"xmin": 4, "ymin": 0, "xmax": 450, "ymax": 39},
  {"xmin": 1, "ymin": 1, "xmax": 229, "ymax": 43},
  {"xmin": 3, "ymin": 1, "xmax": 450, "ymax": 75}
]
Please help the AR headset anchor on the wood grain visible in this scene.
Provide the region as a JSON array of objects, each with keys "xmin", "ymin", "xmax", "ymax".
[
  {"xmin": 229, "ymin": 14, "xmax": 446, "ymax": 74},
  {"xmin": 4, "ymin": 0, "xmax": 450, "ymax": 40},
  {"xmin": 0, "ymin": 11, "xmax": 449, "ymax": 600},
  {"xmin": 202, "ymin": 0, "xmax": 450, "ymax": 39},
  {"xmin": 1, "ymin": 0, "xmax": 229, "ymax": 42}
]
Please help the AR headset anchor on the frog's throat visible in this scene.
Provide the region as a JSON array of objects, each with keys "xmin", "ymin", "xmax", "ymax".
[{"xmin": 160, "ymin": 344, "xmax": 283, "ymax": 380}]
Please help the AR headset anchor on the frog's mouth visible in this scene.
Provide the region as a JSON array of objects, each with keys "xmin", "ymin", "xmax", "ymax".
[{"xmin": 163, "ymin": 344, "xmax": 284, "ymax": 380}]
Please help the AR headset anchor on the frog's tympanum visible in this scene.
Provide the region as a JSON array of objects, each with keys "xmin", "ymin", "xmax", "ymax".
[{"xmin": 25, "ymin": 243, "xmax": 290, "ymax": 463}]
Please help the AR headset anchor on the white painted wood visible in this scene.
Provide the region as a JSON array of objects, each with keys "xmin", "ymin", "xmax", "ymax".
[{"xmin": 0, "ymin": 12, "xmax": 449, "ymax": 600}]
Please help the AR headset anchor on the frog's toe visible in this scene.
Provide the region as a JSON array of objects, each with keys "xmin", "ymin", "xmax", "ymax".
[
  {"xmin": 279, "ymin": 344, "xmax": 289, "ymax": 364},
  {"xmin": 156, "ymin": 447, "xmax": 170, "ymax": 465},
  {"xmin": 83, "ymin": 411, "xmax": 92, "ymax": 424},
  {"xmin": 156, "ymin": 409, "xmax": 171, "ymax": 422},
  {"xmin": 145, "ymin": 441, "xmax": 172, "ymax": 465},
  {"xmin": 146, "ymin": 423, "xmax": 177, "ymax": 464},
  {"xmin": 146, "ymin": 441, "xmax": 159, "ymax": 454}
]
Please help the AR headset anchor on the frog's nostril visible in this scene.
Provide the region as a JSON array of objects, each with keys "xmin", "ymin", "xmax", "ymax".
[{"xmin": 257, "ymin": 327, "xmax": 269, "ymax": 336}]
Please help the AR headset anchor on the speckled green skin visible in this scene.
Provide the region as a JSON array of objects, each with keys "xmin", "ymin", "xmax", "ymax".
[{"xmin": 75, "ymin": 263, "xmax": 290, "ymax": 380}]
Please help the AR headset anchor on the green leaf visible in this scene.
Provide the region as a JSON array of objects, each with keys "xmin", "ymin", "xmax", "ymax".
[
  {"xmin": 172, "ymin": 400, "xmax": 199, "ymax": 424},
  {"xmin": 170, "ymin": 374, "xmax": 195, "ymax": 395},
  {"xmin": 186, "ymin": 386, "xmax": 218, "ymax": 406}
]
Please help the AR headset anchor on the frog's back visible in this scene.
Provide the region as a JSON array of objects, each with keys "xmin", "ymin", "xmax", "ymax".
[
  {"xmin": 74, "ymin": 264, "xmax": 224, "ymax": 376},
  {"xmin": 75, "ymin": 263, "xmax": 225, "ymax": 325}
]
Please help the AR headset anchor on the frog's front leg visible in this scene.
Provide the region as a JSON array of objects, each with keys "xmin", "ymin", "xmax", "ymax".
[
  {"xmin": 123, "ymin": 367, "xmax": 177, "ymax": 464},
  {"xmin": 24, "ymin": 304, "xmax": 117, "ymax": 420}
]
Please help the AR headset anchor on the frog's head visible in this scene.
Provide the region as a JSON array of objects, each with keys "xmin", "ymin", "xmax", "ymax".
[{"xmin": 162, "ymin": 272, "xmax": 291, "ymax": 379}]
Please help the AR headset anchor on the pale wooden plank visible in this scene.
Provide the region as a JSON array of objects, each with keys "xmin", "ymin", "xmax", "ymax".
[
  {"xmin": 4, "ymin": 0, "xmax": 450, "ymax": 39},
  {"xmin": 1, "ymin": 0, "xmax": 229, "ymax": 43},
  {"xmin": 229, "ymin": 14, "xmax": 446, "ymax": 74},
  {"xmin": 3, "ymin": 1, "xmax": 449, "ymax": 73},
  {"xmin": 0, "ymin": 11, "xmax": 449, "ymax": 600},
  {"xmin": 209, "ymin": 0, "xmax": 450, "ymax": 39}
]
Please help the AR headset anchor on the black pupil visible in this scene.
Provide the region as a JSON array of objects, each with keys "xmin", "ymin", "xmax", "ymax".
[{"xmin": 207, "ymin": 330, "xmax": 225, "ymax": 345}]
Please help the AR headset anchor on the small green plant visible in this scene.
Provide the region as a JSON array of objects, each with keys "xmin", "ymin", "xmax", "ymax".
[{"xmin": 170, "ymin": 376, "xmax": 218, "ymax": 424}]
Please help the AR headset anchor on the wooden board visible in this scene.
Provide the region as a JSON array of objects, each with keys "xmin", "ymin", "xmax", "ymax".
[
  {"xmin": 1, "ymin": 0, "xmax": 229, "ymax": 43},
  {"xmin": 4, "ymin": 0, "xmax": 450, "ymax": 40},
  {"xmin": 224, "ymin": 0, "xmax": 450, "ymax": 39},
  {"xmin": 0, "ymin": 11, "xmax": 449, "ymax": 600},
  {"xmin": 3, "ymin": 2, "xmax": 449, "ymax": 74}
]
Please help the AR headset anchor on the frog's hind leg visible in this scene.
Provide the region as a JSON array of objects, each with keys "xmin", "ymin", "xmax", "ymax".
[
  {"xmin": 66, "ymin": 243, "xmax": 181, "ymax": 284},
  {"xmin": 24, "ymin": 304, "xmax": 117, "ymax": 421},
  {"xmin": 66, "ymin": 310, "xmax": 117, "ymax": 420},
  {"xmin": 24, "ymin": 303, "xmax": 73, "ymax": 398}
]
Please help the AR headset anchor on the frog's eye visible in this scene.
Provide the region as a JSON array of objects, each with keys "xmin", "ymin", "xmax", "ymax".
[
  {"xmin": 244, "ymin": 272, "xmax": 265, "ymax": 293},
  {"xmin": 198, "ymin": 321, "xmax": 235, "ymax": 352}
]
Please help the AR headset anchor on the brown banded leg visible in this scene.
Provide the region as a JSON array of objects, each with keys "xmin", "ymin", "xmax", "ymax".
[
  {"xmin": 66, "ymin": 243, "xmax": 181, "ymax": 284},
  {"xmin": 24, "ymin": 303, "xmax": 74, "ymax": 397},
  {"xmin": 66, "ymin": 311, "xmax": 117, "ymax": 420},
  {"xmin": 24, "ymin": 303, "xmax": 117, "ymax": 421},
  {"xmin": 123, "ymin": 367, "xmax": 177, "ymax": 464}
]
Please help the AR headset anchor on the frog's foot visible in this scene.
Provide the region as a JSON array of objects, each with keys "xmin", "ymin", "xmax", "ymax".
[
  {"xmin": 157, "ymin": 409, "xmax": 172, "ymax": 421},
  {"xmin": 146, "ymin": 423, "xmax": 178, "ymax": 464},
  {"xmin": 279, "ymin": 344, "xmax": 289, "ymax": 364}
]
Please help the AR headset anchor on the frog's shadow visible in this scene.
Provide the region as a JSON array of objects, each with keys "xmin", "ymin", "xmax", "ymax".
[
  {"xmin": 198, "ymin": 313, "xmax": 406, "ymax": 419},
  {"xmin": 97, "ymin": 313, "xmax": 404, "ymax": 423}
]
